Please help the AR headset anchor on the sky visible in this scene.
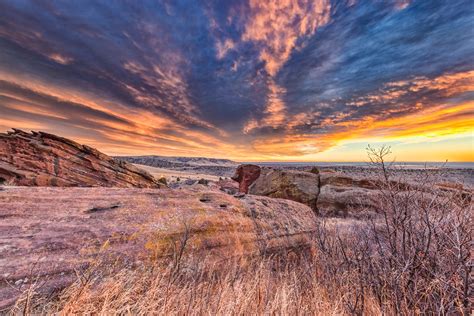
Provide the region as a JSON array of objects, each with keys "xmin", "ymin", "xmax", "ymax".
[{"xmin": 0, "ymin": 0, "xmax": 473, "ymax": 162}]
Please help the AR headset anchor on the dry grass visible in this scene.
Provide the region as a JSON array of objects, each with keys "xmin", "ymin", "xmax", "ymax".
[
  {"xmin": 9, "ymin": 146, "xmax": 473, "ymax": 315},
  {"xmin": 12, "ymin": 256, "xmax": 350, "ymax": 315}
]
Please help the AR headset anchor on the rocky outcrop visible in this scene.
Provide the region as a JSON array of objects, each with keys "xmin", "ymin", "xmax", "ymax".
[
  {"xmin": 231, "ymin": 164, "xmax": 379, "ymax": 215},
  {"xmin": 248, "ymin": 168, "xmax": 320, "ymax": 211},
  {"xmin": 0, "ymin": 186, "xmax": 317, "ymax": 308},
  {"xmin": 231, "ymin": 164, "xmax": 262, "ymax": 193},
  {"xmin": 0, "ymin": 129, "xmax": 161, "ymax": 188}
]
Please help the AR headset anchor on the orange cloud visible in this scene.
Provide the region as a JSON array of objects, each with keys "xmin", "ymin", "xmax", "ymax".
[
  {"xmin": 242, "ymin": 0, "xmax": 331, "ymax": 76},
  {"xmin": 249, "ymin": 100, "xmax": 473, "ymax": 160},
  {"xmin": 262, "ymin": 81, "xmax": 287, "ymax": 128},
  {"xmin": 1, "ymin": 65, "xmax": 472, "ymax": 161},
  {"xmin": 241, "ymin": 0, "xmax": 331, "ymax": 132},
  {"xmin": 0, "ymin": 70, "xmax": 246, "ymax": 158},
  {"xmin": 247, "ymin": 70, "xmax": 474, "ymax": 159}
]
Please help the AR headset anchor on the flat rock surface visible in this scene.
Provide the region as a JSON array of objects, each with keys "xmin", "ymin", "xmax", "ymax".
[{"xmin": 0, "ymin": 186, "xmax": 317, "ymax": 309}]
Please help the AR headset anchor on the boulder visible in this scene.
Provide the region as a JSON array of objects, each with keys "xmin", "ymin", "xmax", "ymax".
[
  {"xmin": 0, "ymin": 129, "xmax": 161, "ymax": 188},
  {"xmin": 249, "ymin": 168, "xmax": 320, "ymax": 211},
  {"xmin": 317, "ymin": 173, "xmax": 380, "ymax": 216},
  {"xmin": 231, "ymin": 164, "xmax": 261, "ymax": 193},
  {"xmin": 197, "ymin": 178, "xmax": 209, "ymax": 185},
  {"xmin": 317, "ymin": 184, "xmax": 379, "ymax": 216},
  {"xmin": 0, "ymin": 186, "xmax": 317, "ymax": 308}
]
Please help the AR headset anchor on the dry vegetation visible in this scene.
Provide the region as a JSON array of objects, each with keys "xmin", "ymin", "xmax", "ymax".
[{"xmin": 9, "ymin": 146, "xmax": 473, "ymax": 315}]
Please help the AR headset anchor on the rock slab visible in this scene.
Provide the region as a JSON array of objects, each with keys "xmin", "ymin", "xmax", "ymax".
[{"xmin": 0, "ymin": 186, "xmax": 317, "ymax": 309}]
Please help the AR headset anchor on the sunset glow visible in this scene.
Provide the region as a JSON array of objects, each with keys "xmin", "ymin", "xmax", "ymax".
[{"xmin": 0, "ymin": 0, "xmax": 472, "ymax": 161}]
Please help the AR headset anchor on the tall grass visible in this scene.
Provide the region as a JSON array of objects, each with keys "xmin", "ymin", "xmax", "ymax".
[{"xmin": 12, "ymin": 255, "xmax": 353, "ymax": 315}]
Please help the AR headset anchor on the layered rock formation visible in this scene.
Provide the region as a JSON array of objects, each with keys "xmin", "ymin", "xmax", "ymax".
[
  {"xmin": 0, "ymin": 129, "xmax": 160, "ymax": 188},
  {"xmin": 0, "ymin": 186, "xmax": 317, "ymax": 308}
]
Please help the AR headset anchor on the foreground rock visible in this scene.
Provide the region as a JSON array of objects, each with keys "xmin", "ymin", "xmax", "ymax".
[
  {"xmin": 0, "ymin": 129, "xmax": 160, "ymax": 188},
  {"xmin": 216, "ymin": 178, "xmax": 240, "ymax": 195},
  {"xmin": 232, "ymin": 164, "xmax": 472, "ymax": 217},
  {"xmin": 0, "ymin": 186, "xmax": 317, "ymax": 309},
  {"xmin": 231, "ymin": 164, "xmax": 416, "ymax": 216},
  {"xmin": 316, "ymin": 184, "xmax": 378, "ymax": 216}
]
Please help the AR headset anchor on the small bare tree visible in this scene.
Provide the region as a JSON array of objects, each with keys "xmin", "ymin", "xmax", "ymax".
[{"xmin": 314, "ymin": 145, "xmax": 473, "ymax": 314}]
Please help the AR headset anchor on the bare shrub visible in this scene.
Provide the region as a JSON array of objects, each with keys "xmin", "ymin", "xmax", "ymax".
[{"xmin": 314, "ymin": 145, "xmax": 473, "ymax": 315}]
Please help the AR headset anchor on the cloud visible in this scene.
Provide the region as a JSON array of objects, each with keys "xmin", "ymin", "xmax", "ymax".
[
  {"xmin": 248, "ymin": 70, "xmax": 474, "ymax": 157},
  {"xmin": 0, "ymin": 0, "xmax": 472, "ymax": 161},
  {"xmin": 48, "ymin": 54, "xmax": 73, "ymax": 65},
  {"xmin": 238, "ymin": 0, "xmax": 331, "ymax": 131},
  {"xmin": 0, "ymin": 76, "xmax": 243, "ymax": 158},
  {"xmin": 241, "ymin": 0, "xmax": 331, "ymax": 76},
  {"xmin": 215, "ymin": 39, "xmax": 235, "ymax": 59}
]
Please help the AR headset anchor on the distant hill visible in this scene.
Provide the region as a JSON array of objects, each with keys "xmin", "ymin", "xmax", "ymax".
[{"xmin": 116, "ymin": 155, "xmax": 238, "ymax": 168}]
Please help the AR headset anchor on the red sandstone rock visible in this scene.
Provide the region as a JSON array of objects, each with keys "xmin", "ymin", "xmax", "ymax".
[
  {"xmin": 0, "ymin": 129, "xmax": 161, "ymax": 188},
  {"xmin": 231, "ymin": 164, "xmax": 261, "ymax": 193},
  {"xmin": 0, "ymin": 186, "xmax": 317, "ymax": 308}
]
